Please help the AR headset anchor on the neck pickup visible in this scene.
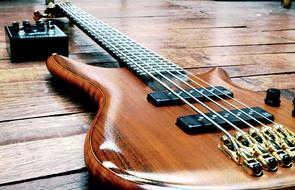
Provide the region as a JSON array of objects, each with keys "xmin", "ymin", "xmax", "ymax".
[{"xmin": 148, "ymin": 86, "xmax": 233, "ymax": 107}]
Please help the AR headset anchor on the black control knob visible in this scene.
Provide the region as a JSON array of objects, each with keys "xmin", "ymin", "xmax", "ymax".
[
  {"xmin": 23, "ymin": 20, "xmax": 32, "ymax": 33},
  {"xmin": 11, "ymin": 21, "xmax": 19, "ymax": 33},
  {"xmin": 36, "ymin": 20, "xmax": 45, "ymax": 32},
  {"xmin": 265, "ymin": 88, "xmax": 281, "ymax": 107},
  {"xmin": 292, "ymin": 97, "xmax": 295, "ymax": 117}
]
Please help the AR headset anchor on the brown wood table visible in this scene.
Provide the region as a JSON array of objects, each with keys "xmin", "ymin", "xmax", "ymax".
[{"xmin": 0, "ymin": 0, "xmax": 295, "ymax": 189}]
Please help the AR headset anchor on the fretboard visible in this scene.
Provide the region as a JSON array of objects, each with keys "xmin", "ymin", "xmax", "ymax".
[{"xmin": 56, "ymin": 2, "xmax": 184, "ymax": 81}]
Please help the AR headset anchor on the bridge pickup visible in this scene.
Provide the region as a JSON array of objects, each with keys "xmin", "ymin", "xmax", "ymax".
[
  {"xmin": 176, "ymin": 107, "xmax": 274, "ymax": 134},
  {"xmin": 147, "ymin": 86, "xmax": 233, "ymax": 107}
]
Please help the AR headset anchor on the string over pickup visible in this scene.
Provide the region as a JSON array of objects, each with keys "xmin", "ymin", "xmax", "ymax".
[{"xmin": 176, "ymin": 107, "xmax": 273, "ymax": 134}]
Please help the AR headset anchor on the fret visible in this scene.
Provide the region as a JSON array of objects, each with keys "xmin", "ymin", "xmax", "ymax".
[{"xmin": 57, "ymin": 2, "xmax": 185, "ymax": 80}]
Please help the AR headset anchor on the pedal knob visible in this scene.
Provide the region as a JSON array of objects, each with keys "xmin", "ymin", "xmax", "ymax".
[
  {"xmin": 11, "ymin": 21, "xmax": 19, "ymax": 33},
  {"xmin": 23, "ymin": 20, "xmax": 32, "ymax": 33},
  {"xmin": 265, "ymin": 88, "xmax": 281, "ymax": 107},
  {"xmin": 36, "ymin": 20, "xmax": 45, "ymax": 32},
  {"xmin": 292, "ymin": 97, "xmax": 295, "ymax": 117}
]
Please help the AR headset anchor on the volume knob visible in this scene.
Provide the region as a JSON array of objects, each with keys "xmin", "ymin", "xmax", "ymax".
[{"xmin": 264, "ymin": 88, "xmax": 281, "ymax": 107}]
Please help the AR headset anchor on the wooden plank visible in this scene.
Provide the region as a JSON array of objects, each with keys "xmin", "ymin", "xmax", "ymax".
[
  {"xmin": 0, "ymin": 80, "xmax": 95, "ymax": 122},
  {"xmin": 158, "ymin": 44, "xmax": 295, "ymax": 68},
  {"xmin": 0, "ymin": 52, "xmax": 116, "ymax": 70},
  {"xmin": 0, "ymin": 82, "xmax": 96, "ymax": 122},
  {"xmin": 2, "ymin": 43, "xmax": 295, "ymax": 73},
  {"xmin": 0, "ymin": 41, "xmax": 8, "ymax": 60},
  {"xmin": 2, "ymin": 11, "xmax": 294, "ymax": 70},
  {"xmin": 0, "ymin": 60, "xmax": 47, "ymax": 70},
  {"xmin": 0, "ymin": 171, "xmax": 90, "ymax": 190},
  {"xmin": 0, "ymin": 65, "xmax": 48, "ymax": 83},
  {"xmin": 167, "ymin": 52, "xmax": 295, "ymax": 69},
  {"xmin": 187, "ymin": 67, "xmax": 295, "ymax": 100},
  {"xmin": 171, "ymin": 0, "xmax": 291, "ymax": 17},
  {"xmin": 0, "ymin": 55, "xmax": 293, "ymax": 122},
  {"xmin": 2, "ymin": 1, "xmax": 294, "ymax": 50},
  {"xmin": 97, "ymin": 16, "xmax": 295, "ymax": 38},
  {"xmin": 146, "ymin": 30, "xmax": 295, "ymax": 48},
  {"xmin": 0, "ymin": 113, "xmax": 92, "ymax": 146},
  {"xmin": 0, "ymin": 0, "xmax": 292, "ymax": 32},
  {"xmin": 86, "ymin": 18, "xmax": 294, "ymax": 49},
  {"xmin": 232, "ymin": 74, "xmax": 295, "ymax": 92},
  {"xmin": 186, "ymin": 68, "xmax": 295, "ymax": 91},
  {"xmin": 223, "ymin": 63, "xmax": 295, "ymax": 78},
  {"xmin": 160, "ymin": 43, "xmax": 295, "ymax": 57},
  {"xmin": 0, "ymin": 134, "xmax": 86, "ymax": 185},
  {"xmin": 71, "ymin": 0, "xmax": 198, "ymax": 18}
]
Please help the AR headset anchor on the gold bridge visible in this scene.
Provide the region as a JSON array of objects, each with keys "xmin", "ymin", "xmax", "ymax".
[{"xmin": 219, "ymin": 124, "xmax": 295, "ymax": 176}]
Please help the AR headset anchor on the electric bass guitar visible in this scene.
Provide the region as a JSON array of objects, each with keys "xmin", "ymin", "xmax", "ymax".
[{"xmin": 39, "ymin": 2, "xmax": 295, "ymax": 189}]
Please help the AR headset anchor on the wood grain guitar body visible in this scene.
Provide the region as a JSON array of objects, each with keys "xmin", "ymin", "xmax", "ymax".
[{"xmin": 46, "ymin": 54, "xmax": 295, "ymax": 189}]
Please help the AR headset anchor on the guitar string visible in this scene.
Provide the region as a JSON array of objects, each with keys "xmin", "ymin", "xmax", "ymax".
[
  {"xmin": 63, "ymin": 4, "xmax": 275, "ymax": 130},
  {"xmin": 85, "ymin": 27, "xmax": 252, "ymax": 137},
  {"xmin": 69, "ymin": 5, "xmax": 294, "ymax": 171},
  {"xmin": 91, "ymin": 28, "xmax": 261, "ymax": 142},
  {"xmin": 93, "ymin": 29, "xmax": 264, "ymax": 134},
  {"xmin": 59, "ymin": 3, "xmax": 283, "ymax": 147},
  {"xmin": 60, "ymin": 3, "xmax": 264, "ymax": 138},
  {"xmin": 59, "ymin": 3, "xmax": 271, "ymax": 144},
  {"xmin": 57, "ymin": 3, "xmax": 236, "ymax": 131},
  {"xmin": 144, "ymin": 55, "xmax": 276, "ymax": 127},
  {"xmin": 112, "ymin": 19, "xmax": 277, "ymax": 128},
  {"xmin": 88, "ymin": 29, "xmax": 259, "ymax": 139},
  {"xmin": 65, "ymin": 2, "xmax": 292, "ymax": 148},
  {"xmin": 60, "ymin": 3, "xmax": 278, "ymax": 145},
  {"xmin": 58, "ymin": 2, "xmax": 277, "ymax": 130},
  {"xmin": 58, "ymin": 2, "xmax": 241, "ymax": 149},
  {"xmin": 89, "ymin": 12, "xmax": 276, "ymax": 127}
]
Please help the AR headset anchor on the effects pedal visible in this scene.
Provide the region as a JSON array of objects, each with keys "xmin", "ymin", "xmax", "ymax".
[{"xmin": 5, "ymin": 20, "xmax": 68, "ymax": 63}]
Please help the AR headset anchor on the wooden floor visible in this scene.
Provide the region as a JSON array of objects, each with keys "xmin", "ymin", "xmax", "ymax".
[{"xmin": 0, "ymin": 0, "xmax": 295, "ymax": 189}]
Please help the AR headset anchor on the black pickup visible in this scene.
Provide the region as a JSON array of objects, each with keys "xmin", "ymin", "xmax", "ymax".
[
  {"xmin": 176, "ymin": 107, "xmax": 274, "ymax": 134},
  {"xmin": 147, "ymin": 86, "xmax": 233, "ymax": 107}
]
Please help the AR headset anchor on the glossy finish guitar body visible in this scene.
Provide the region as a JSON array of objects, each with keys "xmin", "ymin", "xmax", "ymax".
[{"xmin": 47, "ymin": 54, "xmax": 295, "ymax": 189}]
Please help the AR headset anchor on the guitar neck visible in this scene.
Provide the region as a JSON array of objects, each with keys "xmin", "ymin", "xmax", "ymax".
[{"xmin": 56, "ymin": 2, "xmax": 183, "ymax": 81}]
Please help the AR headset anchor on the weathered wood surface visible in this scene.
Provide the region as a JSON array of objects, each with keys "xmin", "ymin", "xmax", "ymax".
[{"xmin": 0, "ymin": 0, "xmax": 294, "ymax": 189}]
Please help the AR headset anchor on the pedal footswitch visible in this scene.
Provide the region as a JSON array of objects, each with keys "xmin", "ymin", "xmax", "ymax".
[{"xmin": 5, "ymin": 20, "xmax": 68, "ymax": 63}]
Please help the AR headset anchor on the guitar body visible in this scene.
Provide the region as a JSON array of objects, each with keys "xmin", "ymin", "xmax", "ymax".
[{"xmin": 47, "ymin": 54, "xmax": 295, "ymax": 189}]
